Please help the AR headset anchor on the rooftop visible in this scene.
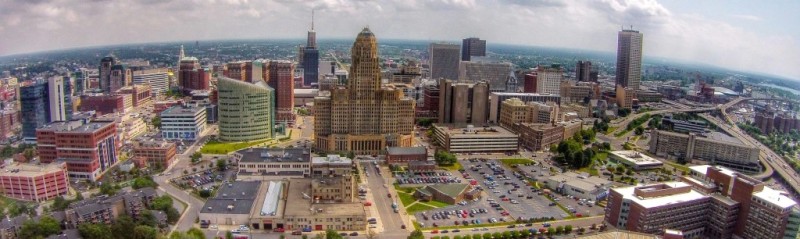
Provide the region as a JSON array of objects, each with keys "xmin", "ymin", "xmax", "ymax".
[
  {"xmin": 425, "ymin": 184, "xmax": 469, "ymax": 199},
  {"xmin": 311, "ymin": 155, "xmax": 352, "ymax": 165},
  {"xmin": 613, "ymin": 182, "xmax": 709, "ymax": 209},
  {"xmin": 609, "ymin": 151, "xmax": 663, "ymax": 166},
  {"xmin": 160, "ymin": 105, "xmax": 204, "ymax": 116},
  {"xmin": 38, "ymin": 120, "xmax": 114, "ymax": 133},
  {"xmin": 283, "ymin": 178, "xmax": 366, "ymax": 217},
  {"xmin": 201, "ymin": 181, "xmax": 261, "ymax": 215},
  {"xmin": 0, "ymin": 162, "xmax": 66, "ymax": 177},
  {"xmin": 753, "ymin": 186, "xmax": 797, "ymax": 209},
  {"xmin": 548, "ymin": 172, "xmax": 611, "ymax": 193},
  {"xmin": 236, "ymin": 148, "xmax": 311, "ymax": 163},
  {"xmin": 703, "ymin": 131, "xmax": 744, "ymax": 145},
  {"xmin": 387, "ymin": 146, "xmax": 427, "ymax": 156},
  {"xmin": 434, "ymin": 124, "xmax": 517, "ymax": 138},
  {"xmin": 576, "ymin": 231, "xmax": 657, "ymax": 239},
  {"xmin": 689, "ymin": 165, "xmax": 737, "ymax": 178}
]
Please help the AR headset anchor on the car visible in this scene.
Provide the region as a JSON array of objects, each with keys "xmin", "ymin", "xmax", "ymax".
[
  {"xmin": 431, "ymin": 230, "xmax": 439, "ymax": 234},
  {"xmin": 480, "ymin": 227, "xmax": 489, "ymax": 231},
  {"xmin": 543, "ymin": 223, "xmax": 551, "ymax": 227},
  {"xmin": 452, "ymin": 229, "xmax": 461, "ymax": 232},
  {"xmin": 507, "ymin": 225, "xmax": 516, "ymax": 228},
  {"xmin": 441, "ymin": 230, "xmax": 449, "ymax": 233},
  {"xmin": 339, "ymin": 232, "xmax": 348, "ymax": 236},
  {"xmin": 349, "ymin": 232, "xmax": 359, "ymax": 236},
  {"xmin": 273, "ymin": 228, "xmax": 285, "ymax": 233},
  {"xmin": 401, "ymin": 225, "xmax": 407, "ymax": 229},
  {"xmin": 292, "ymin": 231, "xmax": 302, "ymax": 235}
]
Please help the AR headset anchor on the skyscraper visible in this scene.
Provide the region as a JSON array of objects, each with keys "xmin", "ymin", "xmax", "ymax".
[
  {"xmin": 109, "ymin": 64, "xmax": 131, "ymax": 92},
  {"xmin": 47, "ymin": 77, "xmax": 71, "ymax": 122},
  {"xmin": 266, "ymin": 60, "xmax": 295, "ymax": 126},
  {"xmin": 615, "ymin": 29, "xmax": 643, "ymax": 90},
  {"xmin": 461, "ymin": 37, "xmax": 486, "ymax": 61},
  {"xmin": 535, "ymin": 64, "xmax": 564, "ymax": 95},
  {"xmin": 217, "ymin": 77, "xmax": 275, "ymax": 141},
  {"xmin": 314, "ymin": 28, "xmax": 415, "ymax": 155},
  {"xmin": 302, "ymin": 11, "xmax": 319, "ymax": 87},
  {"xmin": 576, "ymin": 61, "xmax": 592, "ymax": 82},
  {"xmin": 438, "ymin": 79, "xmax": 489, "ymax": 124},
  {"xmin": 99, "ymin": 56, "xmax": 116, "ymax": 93},
  {"xmin": 178, "ymin": 57, "xmax": 210, "ymax": 93},
  {"xmin": 429, "ymin": 43, "xmax": 460, "ymax": 80},
  {"xmin": 20, "ymin": 78, "xmax": 72, "ymax": 142}
]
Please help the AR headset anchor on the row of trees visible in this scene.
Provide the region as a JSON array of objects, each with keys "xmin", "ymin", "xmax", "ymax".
[
  {"xmin": 434, "ymin": 150, "xmax": 457, "ymax": 166},
  {"xmin": 408, "ymin": 225, "xmax": 575, "ymax": 239},
  {"xmin": 552, "ymin": 139, "xmax": 596, "ymax": 169}
]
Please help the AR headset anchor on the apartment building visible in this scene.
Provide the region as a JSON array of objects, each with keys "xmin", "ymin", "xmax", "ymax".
[
  {"xmin": 160, "ymin": 104, "xmax": 207, "ymax": 140},
  {"xmin": 649, "ymin": 130, "xmax": 761, "ymax": 173},
  {"xmin": 0, "ymin": 162, "xmax": 69, "ymax": 202},
  {"xmin": 432, "ymin": 124, "xmax": 518, "ymax": 153},
  {"xmin": 65, "ymin": 188, "xmax": 157, "ymax": 226},
  {"xmin": 234, "ymin": 148, "xmax": 311, "ymax": 180},
  {"xmin": 116, "ymin": 85, "xmax": 152, "ymax": 107},
  {"xmin": 498, "ymin": 98, "xmax": 559, "ymax": 128},
  {"xmin": 512, "ymin": 123, "xmax": 563, "ymax": 151},
  {"xmin": 488, "ymin": 92, "xmax": 561, "ymax": 124},
  {"xmin": 560, "ymin": 81, "xmax": 600, "ymax": 104},
  {"xmin": 36, "ymin": 121, "xmax": 119, "ymax": 181},
  {"xmin": 132, "ymin": 138, "xmax": 177, "ymax": 168}
]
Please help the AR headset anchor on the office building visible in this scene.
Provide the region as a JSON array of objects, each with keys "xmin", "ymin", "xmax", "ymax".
[
  {"xmin": 636, "ymin": 90, "xmax": 663, "ymax": 102},
  {"xmin": 616, "ymin": 85, "xmax": 635, "ymax": 109},
  {"xmin": 535, "ymin": 64, "xmax": 563, "ymax": 95},
  {"xmin": 109, "ymin": 64, "xmax": 131, "ymax": 93},
  {"xmin": 0, "ymin": 109, "xmax": 18, "ymax": 142},
  {"xmin": 386, "ymin": 147, "xmax": 428, "ymax": 165},
  {"xmin": 608, "ymin": 150, "xmax": 663, "ymax": 170},
  {"xmin": 224, "ymin": 61, "xmax": 263, "ymax": 83},
  {"xmin": 391, "ymin": 61, "xmax": 422, "ymax": 84},
  {"xmin": 616, "ymin": 29, "xmax": 643, "ymax": 90},
  {"xmin": 459, "ymin": 61, "xmax": 513, "ymax": 92},
  {"xmin": 234, "ymin": 148, "xmax": 311, "ymax": 180},
  {"xmin": 438, "ymin": 79, "xmax": 489, "ymax": 125},
  {"xmin": 132, "ymin": 138, "xmax": 177, "ymax": 169},
  {"xmin": 178, "ymin": 57, "xmax": 210, "ymax": 93},
  {"xmin": 20, "ymin": 79, "xmax": 72, "ymax": 142},
  {"xmin": 429, "ymin": 43, "xmax": 460, "ymax": 80},
  {"xmin": 421, "ymin": 84, "xmax": 440, "ymax": 113},
  {"xmin": 576, "ymin": 61, "xmax": 592, "ymax": 82},
  {"xmin": 432, "ymin": 124, "xmax": 518, "ymax": 153},
  {"xmin": 311, "ymin": 155, "xmax": 356, "ymax": 203},
  {"xmin": 314, "ymin": 28, "xmax": 415, "ymax": 155},
  {"xmin": 560, "ymin": 81, "xmax": 600, "ymax": 104},
  {"xmin": 488, "ymin": 92, "xmax": 561, "ymax": 124},
  {"xmin": 99, "ymin": 56, "xmax": 116, "ymax": 93},
  {"xmin": 218, "ymin": 77, "xmax": 275, "ymax": 141},
  {"xmin": 499, "ymin": 98, "xmax": 559, "ymax": 128},
  {"xmin": 661, "ymin": 116, "xmax": 708, "ymax": 134},
  {"xmin": 606, "ymin": 165, "xmax": 800, "ymax": 239},
  {"xmin": 461, "ymin": 37, "xmax": 486, "ymax": 61},
  {"xmin": 544, "ymin": 172, "xmax": 610, "ymax": 201},
  {"xmin": 282, "ymin": 179, "xmax": 366, "ymax": 231},
  {"xmin": 512, "ymin": 123, "xmax": 563, "ymax": 151},
  {"xmin": 73, "ymin": 69, "xmax": 88, "ymax": 95},
  {"xmin": 36, "ymin": 121, "xmax": 118, "ymax": 181},
  {"xmin": 132, "ymin": 68, "xmax": 170, "ymax": 97},
  {"xmin": 79, "ymin": 94, "xmax": 126, "ymax": 115},
  {"xmin": 0, "ymin": 162, "xmax": 69, "ymax": 202},
  {"xmin": 523, "ymin": 73, "xmax": 537, "ymax": 93},
  {"xmin": 117, "ymin": 85, "xmax": 152, "ymax": 107},
  {"xmin": 649, "ymin": 130, "xmax": 761, "ymax": 173},
  {"xmin": 302, "ymin": 13, "xmax": 319, "ymax": 87},
  {"xmin": 160, "ymin": 105, "xmax": 207, "ymax": 140},
  {"xmin": 266, "ymin": 60, "xmax": 296, "ymax": 126}
]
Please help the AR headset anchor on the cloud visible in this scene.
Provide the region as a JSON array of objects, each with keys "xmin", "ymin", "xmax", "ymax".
[
  {"xmin": 0, "ymin": 0, "xmax": 797, "ymax": 80},
  {"xmin": 731, "ymin": 14, "xmax": 762, "ymax": 21}
]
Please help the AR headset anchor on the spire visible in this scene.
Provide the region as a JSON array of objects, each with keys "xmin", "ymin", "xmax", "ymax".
[
  {"xmin": 179, "ymin": 45, "xmax": 185, "ymax": 60},
  {"xmin": 311, "ymin": 9, "xmax": 315, "ymax": 31}
]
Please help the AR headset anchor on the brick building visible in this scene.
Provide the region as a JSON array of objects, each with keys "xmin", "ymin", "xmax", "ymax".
[
  {"xmin": 0, "ymin": 162, "xmax": 69, "ymax": 202},
  {"xmin": 36, "ymin": 121, "xmax": 119, "ymax": 181},
  {"xmin": 513, "ymin": 123, "xmax": 563, "ymax": 151},
  {"xmin": 117, "ymin": 85, "xmax": 152, "ymax": 107},
  {"xmin": 386, "ymin": 147, "xmax": 427, "ymax": 164},
  {"xmin": 132, "ymin": 138, "xmax": 177, "ymax": 169},
  {"xmin": 0, "ymin": 109, "xmax": 19, "ymax": 141},
  {"xmin": 79, "ymin": 94, "xmax": 126, "ymax": 116}
]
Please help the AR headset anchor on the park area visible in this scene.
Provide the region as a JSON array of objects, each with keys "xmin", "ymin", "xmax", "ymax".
[{"xmin": 200, "ymin": 139, "xmax": 273, "ymax": 154}]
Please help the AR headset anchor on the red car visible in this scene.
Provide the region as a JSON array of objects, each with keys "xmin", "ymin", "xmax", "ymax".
[
  {"xmin": 387, "ymin": 193, "xmax": 392, "ymax": 198},
  {"xmin": 431, "ymin": 230, "xmax": 439, "ymax": 234},
  {"xmin": 274, "ymin": 228, "xmax": 285, "ymax": 233}
]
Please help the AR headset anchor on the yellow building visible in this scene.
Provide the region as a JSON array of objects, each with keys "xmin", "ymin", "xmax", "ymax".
[
  {"xmin": 314, "ymin": 28, "xmax": 415, "ymax": 155},
  {"xmin": 498, "ymin": 98, "xmax": 559, "ymax": 129}
]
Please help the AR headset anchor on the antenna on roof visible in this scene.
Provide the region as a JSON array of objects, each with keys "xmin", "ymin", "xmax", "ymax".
[{"xmin": 311, "ymin": 9, "xmax": 315, "ymax": 31}]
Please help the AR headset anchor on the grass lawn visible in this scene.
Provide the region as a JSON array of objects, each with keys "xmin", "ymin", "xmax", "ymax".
[
  {"xmin": 200, "ymin": 139, "xmax": 272, "ymax": 154},
  {"xmin": 426, "ymin": 200, "xmax": 452, "ymax": 208},
  {"xmin": 605, "ymin": 126, "xmax": 618, "ymax": 135},
  {"xmin": 440, "ymin": 161, "xmax": 463, "ymax": 171},
  {"xmin": 398, "ymin": 192, "xmax": 417, "ymax": 207},
  {"xmin": 406, "ymin": 203, "xmax": 436, "ymax": 213},
  {"xmin": 499, "ymin": 158, "xmax": 534, "ymax": 168}
]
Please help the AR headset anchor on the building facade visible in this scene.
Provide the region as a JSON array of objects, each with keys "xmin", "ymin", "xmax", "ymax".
[
  {"xmin": 432, "ymin": 124, "xmax": 518, "ymax": 153},
  {"xmin": 79, "ymin": 94, "xmax": 126, "ymax": 116},
  {"xmin": 488, "ymin": 92, "xmax": 561, "ymax": 124},
  {"xmin": 512, "ymin": 123, "xmax": 563, "ymax": 151},
  {"xmin": 178, "ymin": 57, "xmax": 210, "ymax": 93},
  {"xmin": 36, "ymin": 121, "xmax": 119, "ymax": 181},
  {"xmin": 386, "ymin": 147, "xmax": 428, "ymax": 164},
  {"xmin": 438, "ymin": 79, "xmax": 489, "ymax": 125},
  {"xmin": 429, "ymin": 43, "xmax": 460, "ymax": 80},
  {"xmin": 535, "ymin": 64, "xmax": 564, "ymax": 95},
  {"xmin": 459, "ymin": 61, "xmax": 513, "ymax": 92},
  {"xmin": 266, "ymin": 61, "xmax": 296, "ymax": 126},
  {"xmin": 132, "ymin": 68, "xmax": 170, "ymax": 97},
  {"xmin": 615, "ymin": 29, "xmax": 643, "ymax": 91},
  {"xmin": 234, "ymin": 148, "xmax": 311, "ymax": 180},
  {"xmin": 160, "ymin": 105, "xmax": 207, "ymax": 140},
  {"xmin": 0, "ymin": 162, "xmax": 69, "ymax": 202},
  {"xmin": 649, "ymin": 130, "xmax": 761, "ymax": 173},
  {"xmin": 499, "ymin": 98, "xmax": 559, "ymax": 128},
  {"xmin": 461, "ymin": 37, "xmax": 486, "ymax": 61},
  {"xmin": 576, "ymin": 61, "xmax": 592, "ymax": 82},
  {"xmin": 132, "ymin": 139, "xmax": 177, "ymax": 169},
  {"xmin": 217, "ymin": 77, "xmax": 275, "ymax": 141},
  {"xmin": 314, "ymin": 28, "xmax": 415, "ymax": 155}
]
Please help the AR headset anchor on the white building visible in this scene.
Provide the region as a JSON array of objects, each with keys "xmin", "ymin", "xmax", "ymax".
[
  {"xmin": 544, "ymin": 172, "xmax": 611, "ymax": 201},
  {"xmin": 535, "ymin": 65, "xmax": 564, "ymax": 95},
  {"xmin": 48, "ymin": 76, "xmax": 69, "ymax": 122},
  {"xmin": 609, "ymin": 150, "xmax": 663, "ymax": 170},
  {"xmin": 160, "ymin": 105, "xmax": 207, "ymax": 140},
  {"xmin": 132, "ymin": 68, "xmax": 170, "ymax": 97}
]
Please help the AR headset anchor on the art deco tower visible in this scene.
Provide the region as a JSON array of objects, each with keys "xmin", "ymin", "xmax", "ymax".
[{"xmin": 314, "ymin": 28, "xmax": 415, "ymax": 155}]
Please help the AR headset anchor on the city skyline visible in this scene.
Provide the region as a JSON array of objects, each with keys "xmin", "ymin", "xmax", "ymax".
[{"xmin": 0, "ymin": 0, "xmax": 798, "ymax": 80}]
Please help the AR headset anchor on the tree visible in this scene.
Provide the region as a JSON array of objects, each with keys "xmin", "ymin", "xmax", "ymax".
[
  {"xmin": 133, "ymin": 225, "xmax": 157, "ymax": 239},
  {"xmin": 190, "ymin": 152, "xmax": 202, "ymax": 164},
  {"xmin": 18, "ymin": 216, "xmax": 61, "ymax": 239},
  {"xmin": 492, "ymin": 232, "xmax": 500, "ymax": 239},
  {"xmin": 302, "ymin": 235, "xmax": 309, "ymax": 239},
  {"xmin": 520, "ymin": 229, "xmax": 531, "ymax": 237},
  {"xmin": 216, "ymin": 159, "xmax": 227, "ymax": 171},
  {"xmin": 325, "ymin": 229, "xmax": 343, "ymax": 239},
  {"xmin": 407, "ymin": 230, "xmax": 425, "ymax": 239},
  {"xmin": 137, "ymin": 210, "xmax": 158, "ymax": 227},
  {"xmin": 199, "ymin": 189, "xmax": 212, "ymax": 198},
  {"xmin": 347, "ymin": 151, "xmax": 356, "ymax": 159},
  {"xmin": 565, "ymin": 225, "xmax": 573, "ymax": 233},
  {"xmin": 547, "ymin": 227, "xmax": 555, "ymax": 235},
  {"xmin": 52, "ymin": 196, "xmax": 73, "ymax": 211},
  {"xmin": 78, "ymin": 223, "xmax": 113, "ymax": 239},
  {"xmin": 110, "ymin": 215, "xmax": 136, "ymax": 239},
  {"xmin": 132, "ymin": 176, "xmax": 158, "ymax": 189},
  {"xmin": 509, "ymin": 230, "xmax": 519, "ymax": 238},
  {"xmin": 635, "ymin": 126, "xmax": 645, "ymax": 135},
  {"xmin": 151, "ymin": 116, "xmax": 162, "ymax": 129},
  {"xmin": 502, "ymin": 231, "xmax": 511, "ymax": 238},
  {"xmin": 225, "ymin": 231, "xmax": 233, "ymax": 239},
  {"xmin": 99, "ymin": 183, "xmax": 118, "ymax": 196},
  {"xmin": 434, "ymin": 150, "xmax": 457, "ymax": 166},
  {"xmin": 483, "ymin": 232, "xmax": 491, "ymax": 239},
  {"xmin": 22, "ymin": 148, "xmax": 35, "ymax": 161},
  {"xmin": 556, "ymin": 225, "xmax": 564, "ymax": 234},
  {"xmin": 186, "ymin": 228, "xmax": 205, "ymax": 239}
]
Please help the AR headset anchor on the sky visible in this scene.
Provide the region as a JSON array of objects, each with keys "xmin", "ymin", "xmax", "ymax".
[{"xmin": 1, "ymin": 0, "xmax": 799, "ymax": 80}]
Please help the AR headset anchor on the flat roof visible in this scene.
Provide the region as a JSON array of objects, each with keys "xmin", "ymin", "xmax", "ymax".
[
  {"xmin": 753, "ymin": 187, "xmax": 797, "ymax": 209},
  {"xmin": 433, "ymin": 124, "xmax": 517, "ymax": 137},
  {"xmin": 311, "ymin": 155, "xmax": 352, "ymax": 165},
  {"xmin": 160, "ymin": 105, "xmax": 204, "ymax": 116},
  {"xmin": 612, "ymin": 182, "xmax": 708, "ymax": 209},
  {"xmin": 39, "ymin": 120, "xmax": 114, "ymax": 133},
  {"xmin": 548, "ymin": 172, "xmax": 611, "ymax": 193},
  {"xmin": 0, "ymin": 162, "xmax": 65, "ymax": 177},
  {"xmin": 703, "ymin": 131, "xmax": 744, "ymax": 145},
  {"xmin": 236, "ymin": 148, "xmax": 310, "ymax": 163},
  {"xmin": 689, "ymin": 165, "xmax": 737, "ymax": 178},
  {"xmin": 609, "ymin": 151, "xmax": 663, "ymax": 166},
  {"xmin": 201, "ymin": 181, "xmax": 260, "ymax": 215},
  {"xmin": 386, "ymin": 147, "xmax": 426, "ymax": 155},
  {"xmin": 283, "ymin": 178, "xmax": 365, "ymax": 217},
  {"xmin": 577, "ymin": 231, "xmax": 658, "ymax": 239}
]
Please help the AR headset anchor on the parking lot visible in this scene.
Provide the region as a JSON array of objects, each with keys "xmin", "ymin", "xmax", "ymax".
[
  {"xmin": 395, "ymin": 171, "xmax": 462, "ymax": 185},
  {"xmin": 515, "ymin": 164, "xmax": 609, "ymax": 217},
  {"xmin": 460, "ymin": 159, "xmax": 568, "ymax": 221},
  {"xmin": 414, "ymin": 198, "xmax": 507, "ymax": 228},
  {"xmin": 171, "ymin": 169, "xmax": 224, "ymax": 190}
]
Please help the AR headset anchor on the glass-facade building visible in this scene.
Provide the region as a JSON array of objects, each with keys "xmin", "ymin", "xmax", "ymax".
[{"xmin": 217, "ymin": 77, "xmax": 275, "ymax": 141}]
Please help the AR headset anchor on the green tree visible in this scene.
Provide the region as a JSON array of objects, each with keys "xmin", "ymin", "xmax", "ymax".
[
  {"xmin": 225, "ymin": 231, "xmax": 233, "ymax": 239},
  {"xmin": 635, "ymin": 126, "xmax": 645, "ymax": 135},
  {"xmin": 547, "ymin": 227, "xmax": 555, "ymax": 235},
  {"xmin": 132, "ymin": 176, "xmax": 158, "ymax": 189},
  {"xmin": 151, "ymin": 116, "xmax": 162, "ymax": 129},
  {"xmin": 216, "ymin": 159, "xmax": 227, "ymax": 171},
  {"xmin": 347, "ymin": 151, "xmax": 356, "ymax": 159},
  {"xmin": 492, "ymin": 232, "xmax": 500, "ymax": 239},
  {"xmin": 520, "ymin": 229, "xmax": 531, "ymax": 237},
  {"xmin": 325, "ymin": 229, "xmax": 343, "ymax": 239},
  {"xmin": 78, "ymin": 223, "xmax": 113, "ymax": 239},
  {"xmin": 191, "ymin": 152, "xmax": 202, "ymax": 164},
  {"xmin": 302, "ymin": 235, "xmax": 309, "ymax": 239},
  {"xmin": 434, "ymin": 150, "xmax": 457, "ymax": 166},
  {"xmin": 133, "ymin": 225, "xmax": 157, "ymax": 239},
  {"xmin": 22, "ymin": 148, "xmax": 36, "ymax": 161},
  {"xmin": 199, "ymin": 189, "xmax": 212, "ymax": 198},
  {"xmin": 137, "ymin": 210, "xmax": 158, "ymax": 227},
  {"xmin": 99, "ymin": 183, "xmax": 118, "ymax": 196},
  {"xmin": 483, "ymin": 232, "xmax": 491, "ymax": 239},
  {"xmin": 52, "ymin": 196, "xmax": 72, "ymax": 211},
  {"xmin": 565, "ymin": 225, "xmax": 573, "ymax": 233},
  {"xmin": 556, "ymin": 225, "xmax": 564, "ymax": 234},
  {"xmin": 18, "ymin": 216, "xmax": 61, "ymax": 239},
  {"xmin": 111, "ymin": 215, "xmax": 136, "ymax": 239}
]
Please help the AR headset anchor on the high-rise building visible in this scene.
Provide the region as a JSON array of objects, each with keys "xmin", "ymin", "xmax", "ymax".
[
  {"xmin": 160, "ymin": 105, "xmax": 207, "ymax": 140},
  {"xmin": 132, "ymin": 68, "xmax": 170, "ymax": 97},
  {"xmin": 246, "ymin": 61, "xmax": 263, "ymax": 83},
  {"xmin": 36, "ymin": 120, "xmax": 118, "ymax": 181},
  {"xmin": 314, "ymin": 28, "xmax": 416, "ymax": 155},
  {"xmin": 178, "ymin": 57, "xmax": 210, "ymax": 93},
  {"xmin": 266, "ymin": 60, "xmax": 296, "ymax": 126},
  {"xmin": 498, "ymin": 98, "xmax": 559, "ymax": 128},
  {"xmin": 217, "ymin": 77, "xmax": 275, "ymax": 141},
  {"xmin": 47, "ymin": 77, "xmax": 72, "ymax": 122},
  {"xmin": 73, "ymin": 69, "xmax": 88, "ymax": 95},
  {"xmin": 429, "ymin": 43, "xmax": 460, "ymax": 80},
  {"xmin": 109, "ymin": 64, "xmax": 131, "ymax": 93},
  {"xmin": 523, "ymin": 73, "xmax": 537, "ymax": 93},
  {"xmin": 535, "ymin": 64, "xmax": 564, "ymax": 95},
  {"xmin": 302, "ymin": 11, "xmax": 319, "ymax": 87},
  {"xmin": 99, "ymin": 56, "xmax": 116, "ymax": 93},
  {"xmin": 461, "ymin": 37, "xmax": 486, "ymax": 61},
  {"xmin": 615, "ymin": 29, "xmax": 643, "ymax": 90},
  {"xmin": 576, "ymin": 61, "xmax": 592, "ymax": 82},
  {"xmin": 459, "ymin": 61, "xmax": 513, "ymax": 92},
  {"xmin": 488, "ymin": 92, "xmax": 561, "ymax": 124},
  {"xmin": 20, "ymin": 79, "xmax": 72, "ymax": 142},
  {"xmin": 438, "ymin": 79, "xmax": 489, "ymax": 125}
]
